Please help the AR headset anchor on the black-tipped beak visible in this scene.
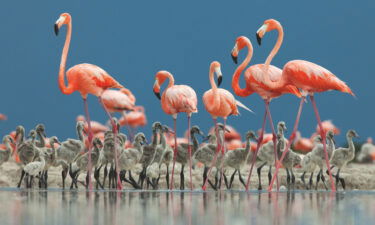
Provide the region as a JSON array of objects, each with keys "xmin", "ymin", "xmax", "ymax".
[
  {"xmin": 54, "ymin": 24, "xmax": 59, "ymax": 36},
  {"xmin": 256, "ymin": 33, "xmax": 262, "ymax": 46},
  {"xmin": 231, "ymin": 54, "xmax": 238, "ymax": 64},
  {"xmin": 225, "ymin": 128, "xmax": 231, "ymax": 133},
  {"xmin": 198, "ymin": 131, "xmax": 205, "ymax": 138},
  {"xmin": 154, "ymin": 91, "xmax": 161, "ymax": 100},
  {"xmin": 202, "ymin": 135, "xmax": 210, "ymax": 142},
  {"xmin": 217, "ymin": 76, "xmax": 222, "ymax": 87}
]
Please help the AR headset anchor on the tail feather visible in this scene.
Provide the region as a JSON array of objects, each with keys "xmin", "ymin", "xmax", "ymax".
[{"xmin": 235, "ymin": 100, "xmax": 254, "ymax": 114}]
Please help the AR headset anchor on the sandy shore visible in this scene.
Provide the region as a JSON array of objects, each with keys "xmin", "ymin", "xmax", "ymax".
[{"xmin": 1, "ymin": 159, "xmax": 374, "ymax": 190}]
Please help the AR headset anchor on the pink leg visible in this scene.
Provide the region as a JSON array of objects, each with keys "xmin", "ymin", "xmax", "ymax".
[
  {"xmin": 310, "ymin": 95, "xmax": 336, "ymax": 192},
  {"xmin": 187, "ymin": 115, "xmax": 193, "ymax": 190},
  {"xmin": 202, "ymin": 118, "xmax": 220, "ymax": 191},
  {"xmin": 218, "ymin": 118, "xmax": 228, "ymax": 190},
  {"xmin": 83, "ymin": 98, "xmax": 93, "ymax": 190},
  {"xmin": 170, "ymin": 117, "xmax": 178, "ymax": 190},
  {"xmin": 245, "ymin": 110, "xmax": 267, "ymax": 190},
  {"xmin": 268, "ymin": 96, "xmax": 305, "ymax": 191},
  {"xmin": 265, "ymin": 100, "xmax": 279, "ymax": 190},
  {"xmin": 98, "ymin": 97, "xmax": 122, "ymax": 190}
]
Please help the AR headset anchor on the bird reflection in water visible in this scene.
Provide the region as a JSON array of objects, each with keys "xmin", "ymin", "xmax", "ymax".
[{"xmin": 3, "ymin": 191, "xmax": 375, "ymax": 225}]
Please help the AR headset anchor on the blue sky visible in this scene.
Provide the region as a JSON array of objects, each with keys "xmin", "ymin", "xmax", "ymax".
[{"xmin": 0, "ymin": 0, "xmax": 373, "ymax": 144}]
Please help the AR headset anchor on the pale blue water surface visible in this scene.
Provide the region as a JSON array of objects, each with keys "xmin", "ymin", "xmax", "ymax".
[{"xmin": 0, "ymin": 189, "xmax": 373, "ymax": 225}]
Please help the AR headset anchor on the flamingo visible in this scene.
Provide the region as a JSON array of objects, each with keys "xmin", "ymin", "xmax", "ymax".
[
  {"xmin": 101, "ymin": 88, "xmax": 136, "ymax": 141},
  {"xmin": 316, "ymin": 120, "xmax": 340, "ymax": 135},
  {"xmin": 119, "ymin": 106, "xmax": 147, "ymax": 140},
  {"xmin": 54, "ymin": 12, "xmax": 125, "ymax": 190},
  {"xmin": 76, "ymin": 115, "xmax": 109, "ymax": 134},
  {"xmin": 255, "ymin": 19, "xmax": 354, "ymax": 191},
  {"xmin": 231, "ymin": 36, "xmax": 301, "ymax": 190},
  {"xmin": 101, "ymin": 88, "xmax": 136, "ymax": 112},
  {"xmin": 202, "ymin": 61, "xmax": 252, "ymax": 190},
  {"xmin": 293, "ymin": 131, "xmax": 314, "ymax": 153},
  {"xmin": 153, "ymin": 70, "xmax": 197, "ymax": 190},
  {"xmin": 0, "ymin": 114, "xmax": 7, "ymax": 121}
]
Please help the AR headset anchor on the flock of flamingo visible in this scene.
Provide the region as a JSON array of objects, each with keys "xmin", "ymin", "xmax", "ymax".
[{"xmin": 1, "ymin": 12, "xmax": 369, "ymax": 192}]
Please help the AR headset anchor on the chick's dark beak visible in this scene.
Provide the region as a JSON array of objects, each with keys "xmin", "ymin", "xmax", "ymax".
[
  {"xmin": 231, "ymin": 54, "xmax": 238, "ymax": 64},
  {"xmin": 256, "ymin": 33, "xmax": 262, "ymax": 45},
  {"xmin": 54, "ymin": 24, "xmax": 59, "ymax": 36}
]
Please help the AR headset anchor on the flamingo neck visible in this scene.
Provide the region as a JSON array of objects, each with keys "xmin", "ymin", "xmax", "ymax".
[
  {"xmin": 208, "ymin": 66, "xmax": 220, "ymax": 108},
  {"xmin": 232, "ymin": 41, "xmax": 253, "ymax": 97},
  {"xmin": 160, "ymin": 132, "xmax": 167, "ymax": 149},
  {"xmin": 245, "ymin": 137, "xmax": 251, "ymax": 152},
  {"xmin": 151, "ymin": 130, "xmax": 158, "ymax": 146},
  {"xmin": 265, "ymin": 23, "xmax": 284, "ymax": 67},
  {"xmin": 4, "ymin": 140, "xmax": 12, "ymax": 157},
  {"xmin": 165, "ymin": 72, "xmax": 175, "ymax": 89},
  {"xmin": 347, "ymin": 135, "xmax": 355, "ymax": 155},
  {"xmin": 36, "ymin": 130, "xmax": 45, "ymax": 147},
  {"xmin": 191, "ymin": 132, "xmax": 199, "ymax": 152},
  {"xmin": 77, "ymin": 127, "xmax": 84, "ymax": 142},
  {"xmin": 58, "ymin": 20, "xmax": 75, "ymax": 95}
]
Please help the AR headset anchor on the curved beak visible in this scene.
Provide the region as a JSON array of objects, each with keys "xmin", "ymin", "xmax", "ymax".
[
  {"xmin": 54, "ymin": 16, "xmax": 65, "ymax": 36},
  {"xmin": 225, "ymin": 128, "xmax": 231, "ymax": 133},
  {"xmin": 231, "ymin": 54, "xmax": 238, "ymax": 64},
  {"xmin": 217, "ymin": 76, "xmax": 222, "ymax": 87},
  {"xmin": 154, "ymin": 91, "xmax": 161, "ymax": 100},
  {"xmin": 256, "ymin": 33, "xmax": 262, "ymax": 46},
  {"xmin": 256, "ymin": 24, "xmax": 268, "ymax": 46},
  {"xmin": 214, "ymin": 66, "xmax": 223, "ymax": 87},
  {"xmin": 43, "ymin": 131, "xmax": 47, "ymax": 138},
  {"xmin": 153, "ymin": 80, "xmax": 161, "ymax": 100},
  {"xmin": 54, "ymin": 24, "xmax": 59, "ymax": 36},
  {"xmin": 231, "ymin": 43, "xmax": 238, "ymax": 64}
]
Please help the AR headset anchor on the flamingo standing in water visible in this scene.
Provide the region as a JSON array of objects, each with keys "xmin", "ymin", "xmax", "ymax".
[
  {"xmin": 202, "ymin": 61, "xmax": 252, "ymax": 190},
  {"xmin": 153, "ymin": 70, "xmax": 197, "ymax": 190},
  {"xmin": 255, "ymin": 19, "xmax": 354, "ymax": 191},
  {"xmin": 231, "ymin": 36, "xmax": 301, "ymax": 190},
  {"xmin": 54, "ymin": 12, "xmax": 125, "ymax": 190}
]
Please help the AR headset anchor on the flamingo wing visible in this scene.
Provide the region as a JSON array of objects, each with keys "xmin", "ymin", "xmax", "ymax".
[
  {"xmin": 283, "ymin": 60, "xmax": 354, "ymax": 95},
  {"xmin": 79, "ymin": 64, "xmax": 124, "ymax": 89}
]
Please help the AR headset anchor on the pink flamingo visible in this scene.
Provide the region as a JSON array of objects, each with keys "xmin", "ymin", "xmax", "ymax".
[
  {"xmin": 293, "ymin": 131, "xmax": 314, "ymax": 153},
  {"xmin": 153, "ymin": 70, "xmax": 197, "ymax": 190},
  {"xmin": 101, "ymin": 88, "xmax": 136, "ymax": 113},
  {"xmin": 101, "ymin": 88, "xmax": 136, "ymax": 140},
  {"xmin": 54, "ymin": 12, "xmax": 125, "ymax": 190},
  {"xmin": 202, "ymin": 61, "xmax": 252, "ymax": 190},
  {"xmin": 119, "ymin": 106, "xmax": 147, "ymax": 140},
  {"xmin": 316, "ymin": 120, "xmax": 340, "ymax": 135},
  {"xmin": 255, "ymin": 19, "xmax": 354, "ymax": 191},
  {"xmin": 76, "ymin": 115, "xmax": 109, "ymax": 134},
  {"xmin": 0, "ymin": 114, "xmax": 7, "ymax": 121},
  {"xmin": 231, "ymin": 36, "xmax": 301, "ymax": 190}
]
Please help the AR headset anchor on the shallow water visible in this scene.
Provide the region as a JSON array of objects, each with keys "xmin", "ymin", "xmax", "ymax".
[{"xmin": 0, "ymin": 188, "xmax": 374, "ymax": 225}]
